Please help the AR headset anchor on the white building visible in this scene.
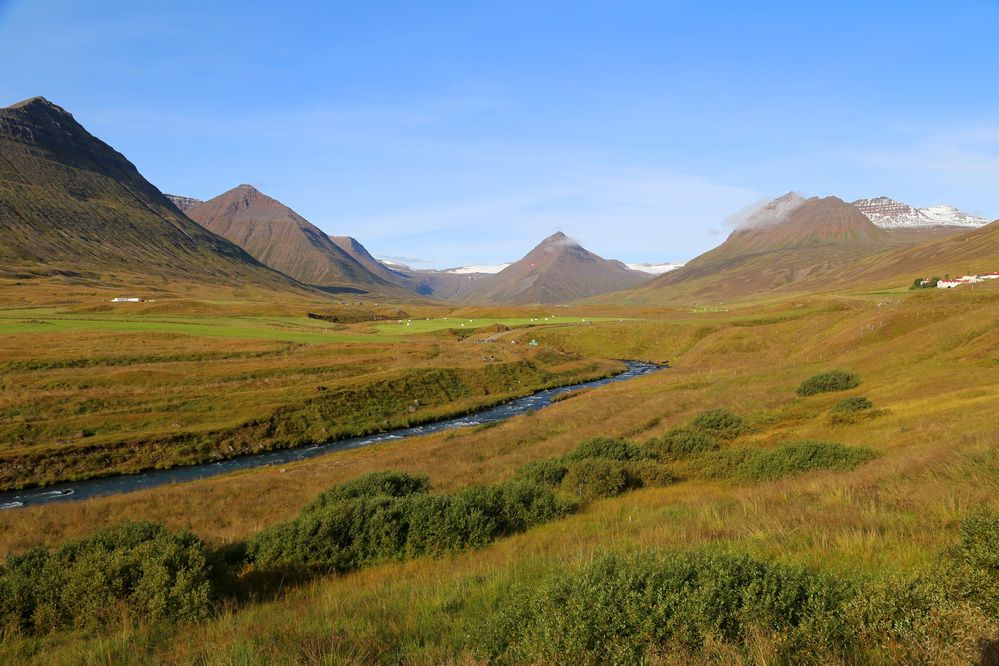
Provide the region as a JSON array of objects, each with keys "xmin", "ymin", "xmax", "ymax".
[{"xmin": 110, "ymin": 297, "xmax": 144, "ymax": 302}]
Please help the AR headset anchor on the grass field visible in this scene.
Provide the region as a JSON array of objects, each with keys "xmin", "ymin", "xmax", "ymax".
[
  {"xmin": 0, "ymin": 303, "xmax": 626, "ymax": 490},
  {"xmin": 0, "ymin": 285, "xmax": 996, "ymax": 663}
]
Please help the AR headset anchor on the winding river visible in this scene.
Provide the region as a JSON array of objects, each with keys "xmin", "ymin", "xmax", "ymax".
[{"xmin": 0, "ymin": 361, "xmax": 661, "ymax": 510}]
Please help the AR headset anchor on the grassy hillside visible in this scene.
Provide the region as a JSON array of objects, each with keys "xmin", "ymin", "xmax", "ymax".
[
  {"xmin": 0, "ymin": 98, "xmax": 302, "ymax": 295},
  {"xmin": 0, "ymin": 281, "xmax": 995, "ymax": 663}
]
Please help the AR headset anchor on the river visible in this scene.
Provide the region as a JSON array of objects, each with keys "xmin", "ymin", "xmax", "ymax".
[{"xmin": 0, "ymin": 361, "xmax": 661, "ymax": 510}]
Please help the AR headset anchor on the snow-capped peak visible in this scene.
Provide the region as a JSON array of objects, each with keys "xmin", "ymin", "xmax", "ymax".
[{"xmin": 851, "ymin": 197, "xmax": 989, "ymax": 229}]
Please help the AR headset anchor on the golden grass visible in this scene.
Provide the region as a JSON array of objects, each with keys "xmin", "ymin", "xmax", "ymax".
[{"xmin": 1, "ymin": 284, "xmax": 997, "ymax": 662}]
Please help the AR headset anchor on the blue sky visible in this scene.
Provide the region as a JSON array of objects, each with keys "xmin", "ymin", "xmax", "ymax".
[{"xmin": 2, "ymin": 1, "xmax": 998, "ymax": 268}]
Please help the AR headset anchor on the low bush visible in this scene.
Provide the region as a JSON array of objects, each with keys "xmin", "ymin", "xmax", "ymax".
[
  {"xmin": 247, "ymin": 477, "xmax": 573, "ymax": 572},
  {"xmin": 302, "ymin": 470, "xmax": 430, "ymax": 514},
  {"xmin": 0, "ymin": 522, "xmax": 212, "ymax": 634},
  {"xmin": 486, "ymin": 550, "xmax": 853, "ymax": 663},
  {"xmin": 629, "ymin": 460, "xmax": 678, "ymax": 487},
  {"xmin": 796, "ymin": 370, "xmax": 861, "ymax": 396},
  {"xmin": 561, "ymin": 459, "xmax": 641, "ymax": 500},
  {"xmin": 945, "ymin": 506, "xmax": 999, "ymax": 617},
  {"xmin": 646, "ymin": 427, "xmax": 720, "ymax": 460},
  {"xmin": 690, "ymin": 409, "xmax": 744, "ymax": 440},
  {"xmin": 564, "ymin": 437, "xmax": 650, "ymax": 462},
  {"xmin": 830, "ymin": 396, "xmax": 874, "ymax": 414},
  {"xmin": 695, "ymin": 441, "xmax": 878, "ymax": 481},
  {"xmin": 515, "ymin": 458, "xmax": 569, "ymax": 487},
  {"xmin": 828, "ymin": 396, "xmax": 880, "ymax": 425}
]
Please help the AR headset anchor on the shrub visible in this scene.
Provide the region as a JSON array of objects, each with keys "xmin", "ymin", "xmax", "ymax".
[
  {"xmin": 828, "ymin": 396, "xmax": 879, "ymax": 424},
  {"xmin": 0, "ymin": 522, "xmax": 212, "ymax": 633},
  {"xmin": 945, "ymin": 507, "xmax": 999, "ymax": 616},
  {"xmin": 565, "ymin": 437, "xmax": 650, "ymax": 462},
  {"xmin": 690, "ymin": 409, "xmax": 744, "ymax": 440},
  {"xmin": 247, "ymin": 479, "xmax": 572, "ymax": 572},
  {"xmin": 696, "ymin": 442, "xmax": 878, "ymax": 481},
  {"xmin": 646, "ymin": 427, "xmax": 719, "ymax": 460},
  {"xmin": 830, "ymin": 396, "xmax": 874, "ymax": 414},
  {"xmin": 796, "ymin": 370, "xmax": 861, "ymax": 396},
  {"xmin": 515, "ymin": 458, "xmax": 570, "ymax": 487},
  {"xmin": 302, "ymin": 470, "xmax": 430, "ymax": 514},
  {"xmin": 561, "ymin": 459, "xmax": 640, "ymax": 500},
  {"xmin": 486, "ymin": 550, "xmax": 853, "ymax": 664},
  {"xmin": 629, "ymin": 460, "xmax": 677, "ymax": 487}
]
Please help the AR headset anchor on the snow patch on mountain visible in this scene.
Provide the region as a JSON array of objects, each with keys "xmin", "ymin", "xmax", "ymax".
[
  {"xmin": 852, "ymin": 197, "xmax": 989, "ymax": 229},
  {"xmin": 626, "ymin": 262, "xmax": 684, "ymax": 275},
  {"xmin": 444, "ymin": 263, "xmax": 511, "ymax": 274}
]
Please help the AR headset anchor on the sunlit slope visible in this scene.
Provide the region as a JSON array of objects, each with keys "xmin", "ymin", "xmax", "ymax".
[
  {"xmin": 0, "ymin": 98, "xmax": 301, "ymax": 293},
  {"xmin": 186, "ymin": 186, "xmax": 414, "ymax": 298},
  {"xmin": 613, "ymin": 196, "xmax": 982, "ymax": 305}
]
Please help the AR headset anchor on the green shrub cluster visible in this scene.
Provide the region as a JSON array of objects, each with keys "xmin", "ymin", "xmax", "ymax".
[
  {"xmin": 246, "ymin": 472, "xmax": 572, "ymax": 572},
  {"xmin": 796, "ymin": 370, "xmax": 861, "ymax": 396},
  {"xmin": 689, "ymin": 408, "xmax": 745, "ymax": 439},
  {"xmin": 829, "ymin": 396, "xmax": 874, "ymax": 414},
  {"xmin": 945, "ymin": 506, "xmax": 999, "ymax": 617},
  {"xmin": 0, "ymin": 522, "xmax": 212, "ymax": 634},
  {"xmin": 487, "ymin": 550, "xmax": 854, "ymax": 663},
  {"xmin": 695, "ymin": 441, "xmax": 877, "ymax": 481},
  {"xmin": 646, "ymin": 426, "xmax": 720, "ymax": 461},
  {"xmin": 828, "ymin": 396, "xmax": 880, "ymax": 425},
  {"xmin": 515, "ymin": 438, "xmax": 674, "ymax": 501}
]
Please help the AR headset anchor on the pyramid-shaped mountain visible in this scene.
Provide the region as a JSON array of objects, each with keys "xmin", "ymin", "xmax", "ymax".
[
  {"xmin": 466, "ymin": 232, "xmax": 650, "ymax": 304},
  {"xmin": 0, "ymin": 97, "xmax": 297, "ymax": 289},
  {"xmin": 636, "ymin": 195, "xmax": 898, "ymax": 300},
  {"xmin": 186, "ymin": 187, "xmax": 395, "ymax": 293}
]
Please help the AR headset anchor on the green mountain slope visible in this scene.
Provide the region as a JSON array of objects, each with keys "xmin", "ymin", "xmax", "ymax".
[{"xmin": 0, "ymin": 97, "xmax": 297, "ymax": 290}]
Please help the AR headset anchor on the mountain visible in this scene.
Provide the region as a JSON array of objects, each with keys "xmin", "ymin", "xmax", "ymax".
[
  {"xmin": 329, "ymin": 235, "xmax": 434, "ymax": 295},
  {"xmin": 852, "ymin": 196, "xmax": 989, "ymax": 229},
  {"xmin": 165, "ymin": 194, "xmax": 202, "ymax": 212},
  {"xmin": 185, "ymin": 186, "xmax": 395, "ymax": 293},
  {"xmin": 0, "ymin": 97, "xmax": 297, "ymax": 291},
  {"xmin": 843, "ymin": 218, "xmax": 999, "ymax": 284},
  {"xmin": 629, "ymin": 195, "xmax": 895, "ymax": 301},
  {"xmin": 465, "ymin": 232, "xmax": 651, "ymax": 304}
]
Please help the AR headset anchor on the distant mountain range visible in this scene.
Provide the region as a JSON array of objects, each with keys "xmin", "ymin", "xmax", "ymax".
[
  {"xmin": 0, "ymin": 97, "xmax": 298, "ymax": 291},
  {"xmin": 4, "ymin": 96, "xmax": 995, "ymax": 307},
  {"xmin": 851, "ymin": 196, "xmax": 989, "ymax": 229}
]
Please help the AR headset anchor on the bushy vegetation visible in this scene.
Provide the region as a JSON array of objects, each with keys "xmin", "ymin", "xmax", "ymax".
[
  {"xmin": 828, "ymin": 396, "xmax": 879, "ymax": 424},
  {"xmin": 646, "ymin": 426, "xmax": 720, "ymax": 460},
  {"xmin": 247, "ymin": 472, "xmax": 573, "ymax": 572},
  {"xmin": 0, "ymin": 522, "xmax": 212, "ymax": 634},
  {"xmin": 796, "ymin": 369, "xmax": 861, "ymax": 396},
  {"xmin": 690, "ymin": 408, "xmax": 744, "ymax": 439},
  {"xmin": 487, "ymin": 549, "xmax": 853, "ymax": 663},
  {"xmin": 694, "ymin": 441, "xmax": 878, "ymax": 481},
  {"xmin": 515, "ymin": 438, "xmax": 673, "ymax": 501},
  {"xmin": 829, "ymin": 396, "xmax": 874, "ymax": 414},
  {"xmin": 486, "ymin": 541, "xmax": 996, "ymax": 664},
  {"xmin": 564, "ymin": 436, "xmax": 651, "ymax": 462},
  {"xmin": 561, "ymin": 459, "xmax": 642, "ymax": 500}
]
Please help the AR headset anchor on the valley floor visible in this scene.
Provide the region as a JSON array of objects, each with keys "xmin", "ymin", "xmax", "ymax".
[{"xmin": 0, "ymin": 284, "xmax": 997, "ymax": 663}]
